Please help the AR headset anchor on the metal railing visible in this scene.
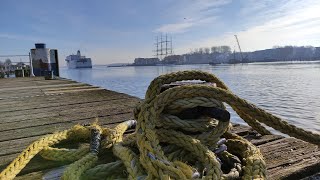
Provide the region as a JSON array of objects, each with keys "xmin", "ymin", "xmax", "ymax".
[{"xmin": 0, "ymin": 53, "xmax": 35, "ymax": 78}]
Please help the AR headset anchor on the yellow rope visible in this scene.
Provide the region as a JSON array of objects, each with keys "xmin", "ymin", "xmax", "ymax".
[
  {"xmin": 40, "ymin": 146, "xmax": 89, "ymax": 162},
  {"xmin": 81, "ymin": 161, "xmax": 126, "ymax": 179},
  {"xmin": 0, "ymin": 130, "xmax": 69, "ymax": 180},
  {"xmin": 62, "ymin": 153, "xmax": 98, "ymax": 180},
  {"xmin": 1, "ymin": 70, "xmax": 319, "ymax": 180}
]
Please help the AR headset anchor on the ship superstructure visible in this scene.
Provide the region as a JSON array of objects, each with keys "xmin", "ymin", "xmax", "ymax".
[{"xmin": 65, "ymin": 50, "xmax": 92, "ymax": 68}]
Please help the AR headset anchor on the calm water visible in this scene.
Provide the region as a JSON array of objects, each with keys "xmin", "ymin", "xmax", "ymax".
[{"xmin": 60, "ymin": 61, "xmax": 320, "ymax": 133}]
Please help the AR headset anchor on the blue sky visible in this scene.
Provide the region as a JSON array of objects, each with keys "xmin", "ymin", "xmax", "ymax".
[{"xmin": 1, "ymin": 0, "xmax": 320, "ymax": 65}]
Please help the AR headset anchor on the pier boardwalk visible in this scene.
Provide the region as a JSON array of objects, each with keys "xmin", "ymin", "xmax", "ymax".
[{"xmin": 0, "ymin": 77, "xmax": 319, "ymax": 179}]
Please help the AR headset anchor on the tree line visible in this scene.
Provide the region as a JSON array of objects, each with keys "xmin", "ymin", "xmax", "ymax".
[
  {"xmin": 181, "ymin": 45, "xmax": 320, "ymax": 64},
  {"xmin": 189, "ymin": 46, "xmax": 232, "ymax": 55}
]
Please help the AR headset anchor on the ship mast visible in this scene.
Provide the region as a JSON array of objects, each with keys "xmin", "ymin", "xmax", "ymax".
[
  {"xmin": 170, "ymin": 36, "xmax": 173, "ymax": 54},
  {"xmin": 165, "ymin": 34, "xmax": 168, "ymax": 57},
  {"xmin": 154, "ymin": 34, "xmax": 173, "ymax": 60}
]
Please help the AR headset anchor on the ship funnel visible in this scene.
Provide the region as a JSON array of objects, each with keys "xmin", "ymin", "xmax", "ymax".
[{"xmin": 35, "ymin": 43, "xmax": 46, "ymax": 49}]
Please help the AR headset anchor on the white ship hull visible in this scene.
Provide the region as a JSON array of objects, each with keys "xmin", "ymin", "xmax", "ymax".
[
  {"xmin": 65, "ymin": 50, "xmax": 92, "ymax": 69},
  {"xmin": 67, "ymin": 60, "xmax": 92, "ymax": 69}
]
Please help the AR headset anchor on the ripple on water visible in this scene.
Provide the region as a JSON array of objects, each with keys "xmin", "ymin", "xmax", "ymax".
[{"xmin": 60, "ymin": 62, "xmax": 320, "ymax": 132}]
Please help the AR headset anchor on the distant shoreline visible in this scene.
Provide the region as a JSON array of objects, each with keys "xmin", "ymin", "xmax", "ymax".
[{"xmin": 101, "ymin": 59, "xmax": 320, "ymax": 67}]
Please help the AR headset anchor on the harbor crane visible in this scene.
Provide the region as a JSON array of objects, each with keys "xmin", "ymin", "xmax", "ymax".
[{"xmin": 234, "ymin": 35, "xmax": 244, "ymax": 62}]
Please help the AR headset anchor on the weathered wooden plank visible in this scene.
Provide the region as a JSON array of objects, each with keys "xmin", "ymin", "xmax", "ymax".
[
  {"xmin": 247, "ymin": 134, "xmax": 284, "ymax": 146},
  {"xmin": 0, "ymin": 97, "xmax": 138, "ymax": 118},
  {"xmin": 0, "ymin": 79, "xmax": 80, "ymax": 98},
  {"xmin": 0, "ymin": 91, "xmax": 44, "ymax": 99},
  {"xmin": 0, "ymin": 98, "xmax": 136, "ymax": 120},
  {"xmin": 0, "ymin": 95, "xmax": 135, "ymax": 113},
  {"xmin": 0, "ymin": 101, "xmax": 136, "ymax": 124},
  {"xmin": 0, "ymin": 77, "xmax": 43, "ymax": 81},
  {"xmin": 0, "ymin": 90, "xmax": 136, "ymax": 106},
  {"xmin": 0, "ymin": 86, "xmax": 102, "ymax": 99},
  {"xmin": 0, "ymin": 112, "xmax": 59, "ymax": 124},
  {"xmin": 42, "ymin": 85, "xmax": 97, "ymax": 91},
  {"xmin": 0, "ymin": 94, "xmax": 137, "ymax": 115},
  {"xmin": 0, "ymin": 79, "xmax": 77, "ymax": 90},
  {"xmin": 0, "ymin": 85, "xmax": 87, "ymax": 98},
  {"xmin": 43, "ymin": 87, "xmax": 104, "ymax": 94},
  {"xmin": 259, "ymin": 138, "xmax": 320, "ymax": 179},
  {"xmin": 0, "ymin": 82, "xmax": 86, "ymax": 92},
  {"xmin": 0, "ymin": 102, "xmax": 138, "ymax": 133},
  {"xmin": 230, "ymin": 123, "xmax": 253, "ymax": 135},
  {"xmin": 0, "ymin": 89, "xmax": 128, "ymax": 107},
  {"xmin": 0, "ymin": 109, "xmax": 128, "ymax": 132},
  {"xmin": 0, "ymin": 81, "xmax": 76, "ymax": 90}
]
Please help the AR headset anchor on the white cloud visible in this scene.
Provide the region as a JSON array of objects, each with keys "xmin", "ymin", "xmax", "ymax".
[
  {"xmin": 176, "ymin": 0, "xmax": 320, "ymax": 53},
  {"xmin": 0, "ymin": 33, "xmax": 39, "ymax": 42},
  {"xmin": 155, "ymin": 0, "xmax": 231, "ymax": 33},
  {"xmin": 155, "ymin": 22, "xmax": 194, "ymax": 33}
]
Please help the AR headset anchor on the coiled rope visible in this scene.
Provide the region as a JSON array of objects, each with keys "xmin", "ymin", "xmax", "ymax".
[{"xmin": 0, "ymin": 70, "xmax": 319, "ymax": 180}]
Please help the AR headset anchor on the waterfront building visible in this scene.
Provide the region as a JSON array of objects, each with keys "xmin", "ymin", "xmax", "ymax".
[{"xmin": 133, "ymin": 57, "xmax": 160, "ymax": 66}]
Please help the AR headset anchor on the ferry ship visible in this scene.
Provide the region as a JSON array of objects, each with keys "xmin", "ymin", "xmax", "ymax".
[{"xmin": 65, "ymin": 50, "xmax": 92, "ymax": 69}]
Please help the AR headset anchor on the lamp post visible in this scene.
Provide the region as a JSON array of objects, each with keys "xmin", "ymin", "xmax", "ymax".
[{"xmin": 29, "ymin": 52, "xmax": 35, "ymax": 77}]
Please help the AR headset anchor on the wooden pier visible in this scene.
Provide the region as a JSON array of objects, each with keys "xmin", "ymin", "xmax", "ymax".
[{"xmin": 0, "ymin": 77, "xmax": 319, "ymax": 179}]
